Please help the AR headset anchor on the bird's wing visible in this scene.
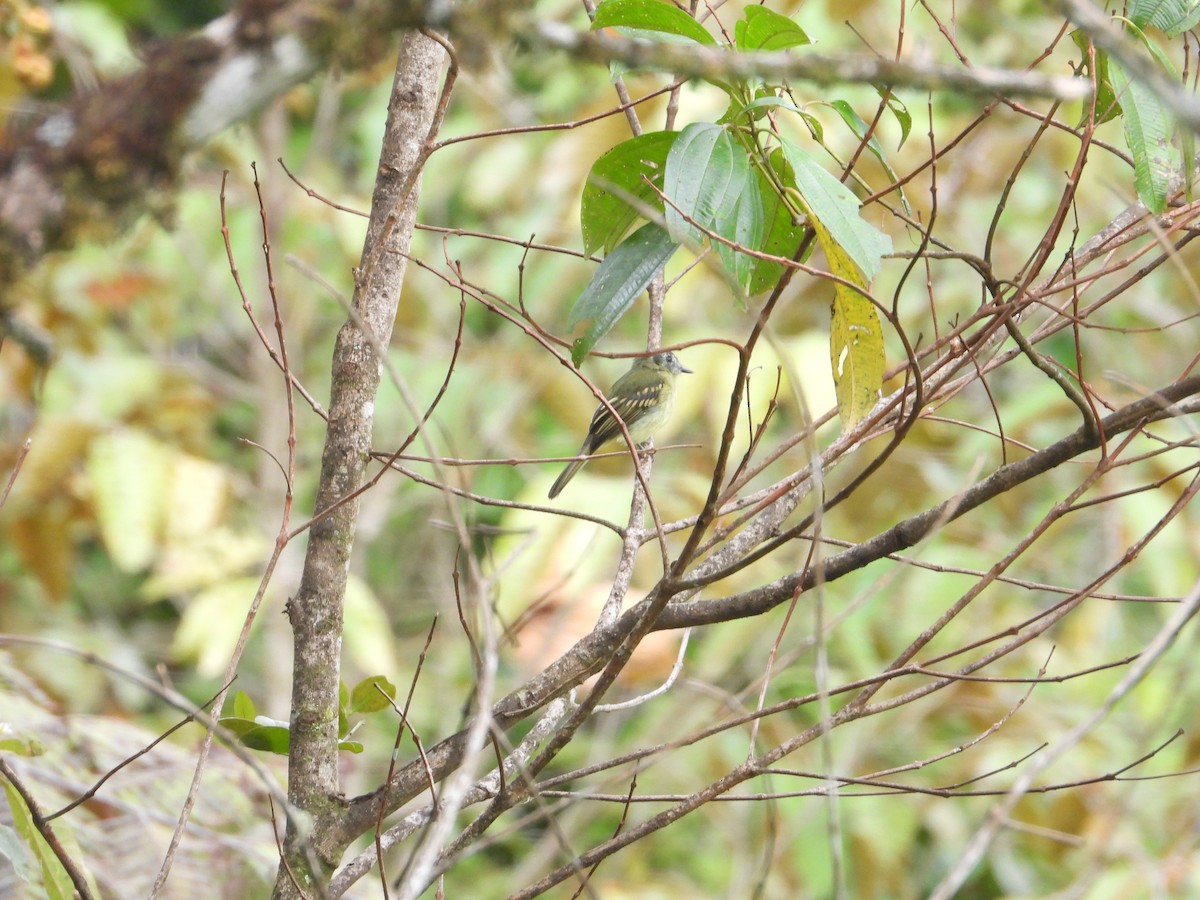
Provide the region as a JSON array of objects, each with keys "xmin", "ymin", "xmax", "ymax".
[{"xmin": 585, "ymin": 379, "xmax": 666, "ymax": 451}]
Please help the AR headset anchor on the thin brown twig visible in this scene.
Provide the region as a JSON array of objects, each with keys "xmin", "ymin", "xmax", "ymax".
[
  {"xmin": 373, "ymin": 615, "xmax": 439, "ymax": 896},
  {"xmin": 155, "ymin": 167, "xmax": 306, "ymax": 898},
  {"xmin": 45, "ymin": 683, "xmax": 230, "ymax": 822},
  {"xmin": 0, "ymin": 438, "xmax": 31, "ymax": 510}
]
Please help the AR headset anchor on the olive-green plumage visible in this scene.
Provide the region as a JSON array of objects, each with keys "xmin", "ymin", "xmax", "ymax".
[{"xmin": 548, "ymin": 351, "xmax": 692, "ymax": 499}]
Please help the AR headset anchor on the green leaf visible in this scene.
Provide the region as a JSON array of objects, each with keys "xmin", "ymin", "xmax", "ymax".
[
  {"xmin": 875, "ymin": 86, "xmax": 912, "ymax": 149},
  {"xmin": 349, "ymin": 675, "xmax": 397, "ymax": 714},
  {"xmin": 714, "ymin": 174, "xmax": 765, "ymax": 294},
  {"xmin": 1109, "ymin": 58, "xmax": 1177, "ymax": 213},
  {"xmin": 221, "ymin": 717, "xmax": 292, "ymax": 755},
  {"xmin": 581, "ymin": 131, "xmax": 678, "ymax": 255},
  {"xmin": 338, "ymin": 740, "xmax": 364, "ymax": 754},
  {"xmin": 663, "ymin": 123, "xmax": 740, "ymax": 243},
  {"xmin": 816, "ymin": 208, "xmax": 886, "ymax": 429},
  {"xmin": 240, "ymin": 725, "xmax": 291, "ymax": 755},
  {"xmin": 1128, "ymin": 0, "xmax": 1200, "ymax": 36},
  {"xmin": 1118, "ymin": 19, "xmax": 1187, "ymax": 206},
  {"xmin": 0, "ymin": 822, "xmax": 35, "ymax": 884},
  {"xmin": 734, "ymin": 6, "xmax": 811, "ymax": 51},
  {"xmin": 592, "ymin": 0, "xmax": 716, "ymax": 45},
  {"xmin": 823, "ymin": 100, "xmax": 910, "ymax": 213},
  {"xmin": 747, "ymin": 149, "xmax": 806, "ymax": 295},
  {"xmin": 776, "ymin": 140, "xmax": 887, "ymax": 427},
  {"xmin": 780, "ymin": 136, "xmax": 891, "ymax": 282},
  {"xmin": 217, "ymin": 716, "xmax": 256, "ymax": 737},
  {"xmin": 567, "ymin": 222, "xmax": 679, "ymax": 365},
  {"xmin": 828, "ymin": 275, "xmax": 885, "ymax": 429},
  {"xmin": 231, "ymin": 690, "xmax": 256, "ymax": 721},
  {"xmin": 662, "ymin": 122, "xmax": 765, "ymax": 294},
  {"xmin": 2, "ymin": 778, "xmax": 78, "ymax": 899},
  {"xmin": 1070, "ymin": 34, "xmax": 1122, "ymax": 125},
  {"xmin": 0, "ymin": 734, "xmax": 45, "ymax": 756},
  {"xmin": 798, "ymin": 110, "xmax": 824, "ymax": 143}
]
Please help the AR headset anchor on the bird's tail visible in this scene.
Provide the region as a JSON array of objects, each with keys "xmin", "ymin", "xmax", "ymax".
[{"xmin": 548, "ymin": 454, "xmax": 589, "ymax": 499}]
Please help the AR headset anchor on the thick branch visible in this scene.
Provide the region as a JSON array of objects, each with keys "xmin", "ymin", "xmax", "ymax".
[
  {"xmin": 531, "ymin": 21, "xmax": 1091, "ymax": 100},
  {"xmin": 273, "ymin": 30, "xmax": 444, "ymax": 896},
  {"xmin": 659, "ymin": 379, "xmax": 1200, "ymax": 627}
]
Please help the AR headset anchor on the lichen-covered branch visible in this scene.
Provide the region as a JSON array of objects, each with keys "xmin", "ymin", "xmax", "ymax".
[
  {"xmin": 530, "ymin": 21, "xmax": 1091, "ymax": 101},
  {"xmin": 271, "ymin": 29, "xmax": 445, "ymax": 898}
]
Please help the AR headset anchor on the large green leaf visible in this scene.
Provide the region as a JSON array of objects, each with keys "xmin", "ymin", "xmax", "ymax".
[
  {"xmin": 663, "ymin": 122, "xmax": 765, "ymax": 294},
  {"xmin": 780, "ymin": 137, "xmax": 891, "ymax": 282},
  {"xmin": 714, "ymin": 174, "xmax": 765, "ymax": 294},
  {"xmin": 0, "ymin": 821, "xmax": 34, "ymax": 885},
  {"xmin": 1128, "ymin": 0, "xmax": 1200, "ymax": 36},
  {"xmin": 775, "ymin": 139, "xmax": 887, "ymax": 426},
  {"xmin": 582, "ymin": 131, "xmax": 678, "ymax": 255},
  {"xmin": 220, "ymin": 717, "xmax": 292, "ymax": 755},
  {"xmin": 747, "ymin": 148, "xmax": 806, "ymax": 296},
  {"xmin": 349, "ymin": 675, "xmax": 397, "ymax": 714},
  {"xmin": 567, "ymin": 222, "xmax": 679, "ymax": 364},
  {"xmin": 1070, "ymin": 32, "xmax": 1122, "ymax": 125},
  {"xmin": 592, "ymin": 0, "xmax": 716, "ymax": 45},
  {"xmin": 1109, "ymin": 58, "xmax": 1177, "ymax": 213},
  {"xmin": 828, "ymin": 290, "xmax": 885, "ymax": 429},
  {"xmin": 663, "ymin": 123, "xmax": 740, "ymax": 243}
]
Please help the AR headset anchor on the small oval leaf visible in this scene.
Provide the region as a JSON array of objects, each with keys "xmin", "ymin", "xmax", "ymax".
[
  {"xmin": 350, "ymin": 675, "xmax": 397, "ymax": 714},
  {"xmin": 735, "ymin": 6, "xmax": 811, "ymax": 51}
]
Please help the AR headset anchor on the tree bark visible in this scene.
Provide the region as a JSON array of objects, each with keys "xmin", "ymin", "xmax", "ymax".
[{"xmin": 271, "ymin": 30, "xmax": 444, "ymax": 897}]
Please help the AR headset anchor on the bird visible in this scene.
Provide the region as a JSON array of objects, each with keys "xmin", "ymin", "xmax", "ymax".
[{"xmin": 548, "ymin": 351, "xmax": 692, "ymax": 499}]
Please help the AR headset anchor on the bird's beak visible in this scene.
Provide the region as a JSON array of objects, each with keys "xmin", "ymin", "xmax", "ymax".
[{"xmin": 680, "ymin": 364, "xmax": 694, "ymax": 374}]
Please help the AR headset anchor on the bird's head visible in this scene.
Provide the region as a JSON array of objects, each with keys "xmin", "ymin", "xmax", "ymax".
[{"xmin": 639, "ymin": 351, "xmax": 693, "ymax": 375}]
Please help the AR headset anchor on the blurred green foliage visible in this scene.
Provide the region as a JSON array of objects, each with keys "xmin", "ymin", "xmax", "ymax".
[{"xmin": 1, "ymin": 0, "xmax": 1200, "ymax": 897}]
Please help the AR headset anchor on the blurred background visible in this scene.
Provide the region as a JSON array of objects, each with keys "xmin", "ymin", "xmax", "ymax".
[{"xmin": 1, "ymin": 0, "xmax": 1199, "ymax": 897}]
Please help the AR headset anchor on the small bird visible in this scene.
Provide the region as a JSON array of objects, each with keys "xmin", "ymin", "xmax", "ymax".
[{"xmin": 548, "ymin": 351, "xmax": 692, "ymax": 499}]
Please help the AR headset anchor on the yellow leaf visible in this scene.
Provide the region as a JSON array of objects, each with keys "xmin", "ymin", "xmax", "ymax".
[
  {"xmin": 5, "ymin": 415, "xmax": 96, "ymax": 506},
  {"xmin": 172, "ymin": 576, "xmax": 264, "ymax": 676},
  {"xmin": 810, "ymin": 217, "xmax": 884, "ymax": 428},
  {"xmin": 164, "ymin": 453, "xmax": 229, "ymax": 541},
  {"xmin": 143, "ymin": 527, "xmax": 267, "ymax": 598},
  {"xmin": 87, "ymin": 429, "xmax": 170, "ymax": 572}
]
